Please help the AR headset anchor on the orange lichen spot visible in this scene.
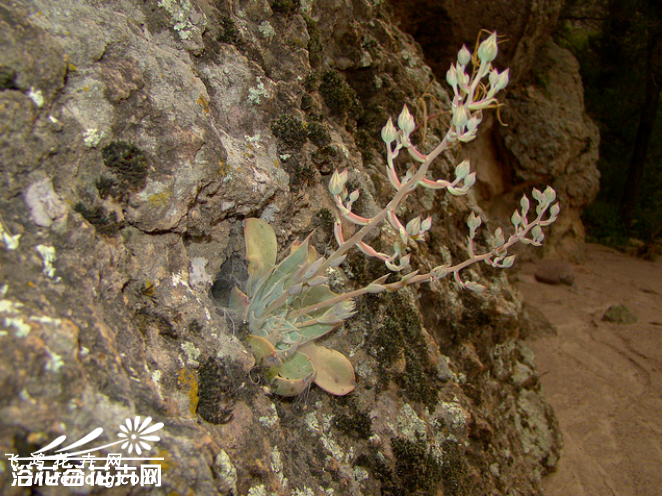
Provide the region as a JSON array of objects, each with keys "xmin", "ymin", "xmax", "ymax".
[
  {"xmin": 196, "ymin": 94, "xmax": 210, "ymax": 114},
  {"xmin": 219, "ymin": 159, "xmax": 230, "ymax": 177},
  {"xmin": 178, "ymin": 368, "xmax": 199, "ymax": 416},
  {"xmin": 147, "ymin": 189, "xmax": 172, "ymax": 206}
]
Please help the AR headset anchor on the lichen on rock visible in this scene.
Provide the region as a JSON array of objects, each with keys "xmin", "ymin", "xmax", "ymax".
[{"xmin": 0, "ymin": 0, "xmax": 567, "ymax": 494}]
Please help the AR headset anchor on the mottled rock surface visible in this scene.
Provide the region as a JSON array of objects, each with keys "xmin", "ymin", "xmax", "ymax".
[{"xmin": 0, "ymin": 1, "xmax": 562, "ymax": 495}]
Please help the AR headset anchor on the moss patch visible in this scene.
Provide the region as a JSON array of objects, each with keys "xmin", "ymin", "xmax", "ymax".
[
  {"xmin": 364, "ymin": 293, "xmax": 440, "ymax": 408},
  {"xmin": 74, "ymin": 202, "xmax": 123, "ymax": 236},
  {"xmin": 99, "ymin": 141, "xmax": 148, "ymax": 200},
  {"xmin": 391, "ymin": 437, "xmax": 443, "ymax": 495},
  {"xmin": 217, "ymin": 15, "xmax": 240, "ymax": 44},
  {"xmin": 441, "ymin": 440, "xmax": 469, "ymax": 496},
  {"xmin": 271, "ymin": 114, "xmax": 308, "ymax": 151},
  {"xmin": 271, "ymin": 0, "xmax": 300, "ymax": 14},
  {"xmin": 334, "ymin": 411, "xmax": 372, "ymax": 439},
  {"xmin": 320, "ymin": 71, "xmax": 362, "ymax": 120},
  {"xmin": 306, "ymin": 121, "xmax": 331, "ymax": 147},
  {"xmin": 197, "ymin": 357, "xmax": 257, "ymax": 424}
]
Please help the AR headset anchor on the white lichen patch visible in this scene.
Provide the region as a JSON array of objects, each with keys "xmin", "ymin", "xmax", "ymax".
[
  {"xmin": 247, "ymin": 77, "xmax": 269, "ymax": 105},
  {"xmin": 28, "ymin": 87, "xmax": 44, "ymax": 107},
  {"xmin": 395, "ymin": 403, "xmax": 427, "ymax": 440},
  {"xmin": 36, "ymin": 245, "xmax": 57, "ymax": 279},
  {"xmin": 45, "ymin": 348, "xmax": 64, "ymax": 372},
  {"xmin": 3, "ymin": 317, "xmax": 31, "ymax": 338},
  {"xmin": 393, "ymin": 404, "xmax": 446, "ymax": 461},
  {"xmin": 258, "ymin": 21, "xmax": 276, "ymax": 41},
  {"xmin": 171, "ymin": 271, "xmax": 189, "ymax": 288},
  {"xmin": 258, "ymin": 402, "xmax": 279, "ymax": 428},
  {"xmin": 189, "ymin": 257, "xmax": 212, "ymax": 291},
  {"xmin": 271, "ymin": 446, "xmax": 288, "ymax": 488},
  {"xmin": 215, "ymin": 450, "xmax": 238, "ymax": 495},
  {"xmin": 181, "ymin": 341, "xmax": 201, "ymax": 367},
  {"xmin": 293, "ymin": 487, "xmax": 314, "ymax": 496},
  {"xmin": 25, "ymin": 178, "xmax": 68, "ymax": 228},
  {"xmin": 83, "ymin": 128, "xmax": 104, "ymax": 148},
  {"xmin": 435, "ymin": 399, "xmax": 468, "ymax": 432},
  {"xmin": 247, "ymin": 484, "xmax": 269, "ymax": 496},
  {"xmin": 353, "ymin": 466, "xmax": 369, "ymax": 482},
  {"xmin": 305, "ymin": 412, "xmax": 351, "ymax": 463},
  {"xmin": 0, "ymin": 221, "xmax": 20, "ymax": 250},
  {"xmin": 245, "ymin": 133, "xmax": 262, "ymax": 150},
  {"xmin": 0, "ymin": 297, "xmax": 23, "ymax": 314},
  {"xmin": 29, "ymin": 316, "xmax": 62, "ymax": 326},
  {"xmin": 157, "ymin": 0, "xmax": 205, "ymax": 41}
]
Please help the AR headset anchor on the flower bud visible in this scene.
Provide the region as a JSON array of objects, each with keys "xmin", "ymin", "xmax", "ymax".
[
  {"xmin": 550, "ymin": 203, "xmax": 560, "ymax": 217},
  {"xmin": 457, "ymin": 45, "xmax": 471, "ymax": 66},
  {"xmin": 477, "ymin": 32, "xmax": 498, "ymax": 63},
  {"xmin": 446, "ymin": 63, "xmax": 458, "ymax": 88},
  {"xmin": 466, "ymin": 115, "xmax": 482, "ymax": 132},
  {"xmin": 328, "ymin": 169, "xmax": 348, "ymax": 195},
  {"xmin": 494, "ymin": 227, "xmax": 505, "ymax": 247},
  {"xmin": 489, "ymin": 68, "xmax": 500, "ymax": 88},
  {"xmin": 463, "ymin": 172, "xmax": 476, "ymax": 189},
  {"xmin": 467, "ymin": 211, "xmax": 482, "ymax": 230},
  {"xmin": 381, "ymin": 117, "xmax": 397, "ymax": 144},
  {"xmin": 501, "ymin": 255, "xmax": 516, "ymax": 268},
  {"xmin": 511, "ymin": 210, "xmax": 522, "ymax": 226},
  {"xmin": 455, "ymin": 158, "xmax": 471, "ymax": 179},
  {"xmin": 421, "ymin": 216, "xmax": 432, "ymax": 232},
  {"xmin": 520, "ymin": 195, "xmax": 530, "ymax": 216},
  {"xmin": 397, "ymin": 105, "xmax": 415, "ymax": 135},
  {"xmin": 452, "ymin": 104, "xmax": 469, "ymax": 128},
  {"xmin": 496, "ymin": 68, "xmax": 510, "ymax": 91},
  {"xmin": 406, "ymin": 216, "xmax": 421, "ymax": 237}
]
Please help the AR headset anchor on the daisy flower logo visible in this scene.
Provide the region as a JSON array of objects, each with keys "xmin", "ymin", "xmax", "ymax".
[{"xmin": 117, "ymin": 416, "xmax": 164, "ymax": 455}]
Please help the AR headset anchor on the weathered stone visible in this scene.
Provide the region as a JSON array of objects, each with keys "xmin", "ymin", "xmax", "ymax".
[
  {"xmin": 602, "ymin": 304, "xmax": 638, "ymax": 325},
  {"xmin": 0, "ymin": 0, "xmax": 563, "ymax": 494},
  {"xmin": 534, "ymin": 260, "xmax": 576, "ymax": 285},
  {"xmin": 499, "ymin": 41, "xmax": 600, "ymax": 260}
]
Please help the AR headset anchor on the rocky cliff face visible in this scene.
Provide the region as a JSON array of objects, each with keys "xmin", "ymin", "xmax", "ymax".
[
  {"xmin": 0, "ymin": 1, "xmax": 566, "ymax": 494},
  {"xmin": 389, "ymin": 0, "xmax": 600, "ymax": 261}
]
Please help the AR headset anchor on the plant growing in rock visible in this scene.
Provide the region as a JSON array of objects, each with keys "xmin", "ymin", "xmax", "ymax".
[{"xmin": 229, "ymin": 32, "xmax": 560, "ymax": 396}]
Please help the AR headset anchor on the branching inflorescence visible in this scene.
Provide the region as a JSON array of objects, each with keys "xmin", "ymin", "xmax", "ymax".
[{"xmin": 230, "ymin": 32, "xmax": 559, "ymax": 396}]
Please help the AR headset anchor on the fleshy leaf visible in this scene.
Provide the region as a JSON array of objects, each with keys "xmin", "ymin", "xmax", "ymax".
[
  {"xmin": 279, "ymin": 350, "xmax": 315, "ymax": 379},
  {"xmin": 300, "ymin": 343, "xmax": 355, "ymax": 396},
  {"xmin": 272, "ymin": 374, "xmax": 315, "ymax": 397},
  {"xmin": 245, "ymin": 219, "xmax": 277, "ymax": 285},
  {"xmin": 247, "ymin": 335, "xmax": 281, "ymax": 368},
  {"xmin": 228, "ymin": 287, "xmax": 250, "ymax": 321},
  {"xmin": 271, "ymin": 350, "xmax": 316, "ymax": 396}
]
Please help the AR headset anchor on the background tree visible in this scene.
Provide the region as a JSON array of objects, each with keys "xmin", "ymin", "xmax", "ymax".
[{"xmin": 557, "ymin": 0, "xmax": 662, "ymax": 247}]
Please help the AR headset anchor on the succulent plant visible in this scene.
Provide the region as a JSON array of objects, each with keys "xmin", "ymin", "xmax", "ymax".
[
  {"xmin": 233, "ymin": 32, "xmax": 560, "ymax": 396},
  {"xmin": 229, "ymin": 218, "xmax": 356, "ymax": 396}
]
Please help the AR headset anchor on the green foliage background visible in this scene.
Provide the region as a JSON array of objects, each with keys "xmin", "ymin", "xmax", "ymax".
[{"xmin": 555, "ymin": 3, "xmax": 662, "ymax": 247}]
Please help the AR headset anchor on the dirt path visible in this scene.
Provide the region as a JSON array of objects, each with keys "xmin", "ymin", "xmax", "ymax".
[{"xmin": 515, "ymin": 244, "xmax": 662, "ymax": 496}]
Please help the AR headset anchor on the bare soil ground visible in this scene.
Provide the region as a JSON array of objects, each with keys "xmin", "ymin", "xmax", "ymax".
[{"xmin": 515, "ymin": 243, "xmax": 662, "ymax": 496}]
